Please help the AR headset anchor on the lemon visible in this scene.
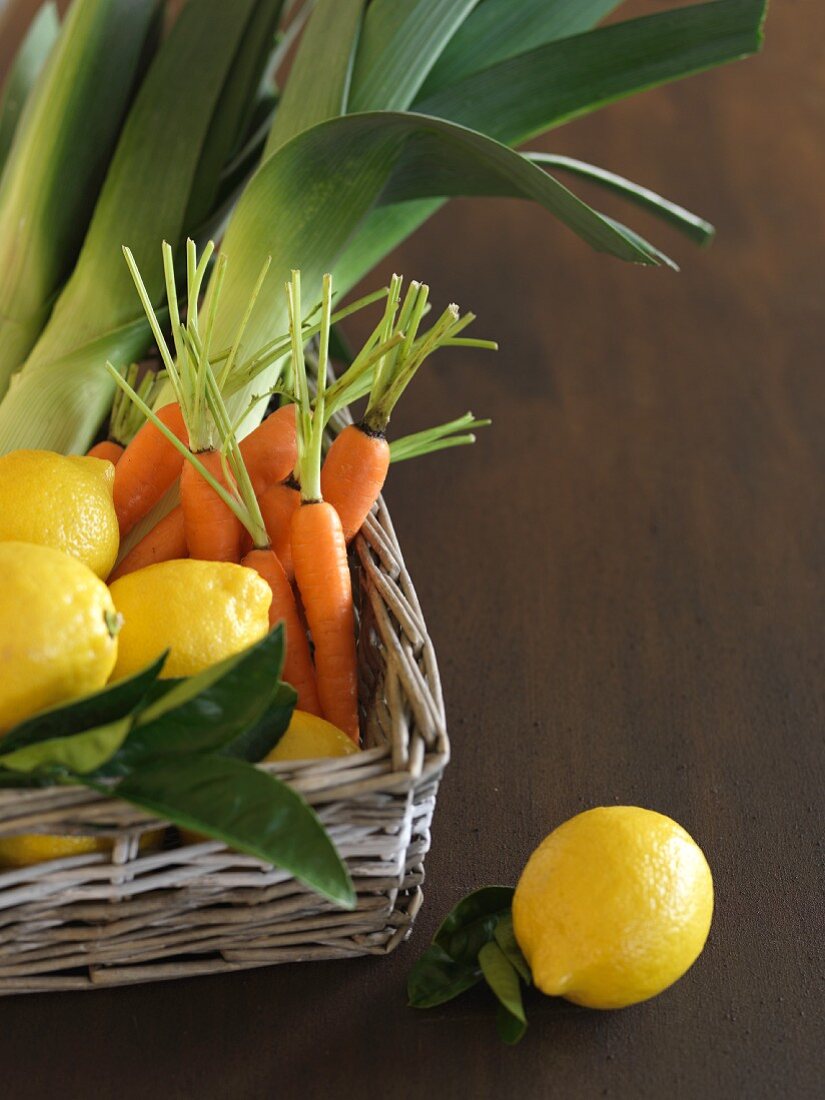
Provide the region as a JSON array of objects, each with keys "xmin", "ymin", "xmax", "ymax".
[
  {"xmin": 512, "ymin": 806, "xmax": 714, "ymax": 1010},
  {"xmin": 108, "ymin": 559, "xmax": 271, "ymax": 681},
  {"xmin": 0, "ymin": 542, "xmax": 120, "ymax": 733},
  {"xmin": 265, "ymin": 710, "xmax": 359, "ymax": 762},
  {"xmin": 0, "ymin": 450, "xmax": 119, "ymax": 579},
  {"xmin": 0, "ymin": 830, "xmax": 164, "ymax": 868}
]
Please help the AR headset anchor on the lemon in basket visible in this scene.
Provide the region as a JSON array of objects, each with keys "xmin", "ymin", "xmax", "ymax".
[
  {"xmin": 0, "ymin": 450, "xmax": 119, "ymax": 578},
  {"xmin": 512, "ymin": 806, "xmax": 714, "ymax": 1009},
  {"xmin": 108, "ymin": 558, "xmax": 271, "ymax": 681},
  {"xmin": 0, "ymin": 830, "xmax": 164, "ymax": 868},
  {"xmin": 265, "ymin": 710, "xmax": 360, "ymax": 762},
  {"xmin": 0, "ymin": 542, "xmax": 120, "ymax": 733}
]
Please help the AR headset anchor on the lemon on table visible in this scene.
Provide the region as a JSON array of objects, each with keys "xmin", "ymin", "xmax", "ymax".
[
  {"xmin": 108, "ymin": 559, "xmax": 271, "ymax": 681},
  {"xmin": 266, "ymin": 710, "xmax": 359, "ymax": 762},
  {"xmin": 0, "ymin": 830, "xmax": 164, "ymax": 868},
  {"xmin": 0, "ymin": 450, "xmax": 119, "ymax": 578},
  {"xmin": 0, "ymin": 542, "xmax": 120, "ymax": 733},
  {"xmin": 512, "ymin": 806, "xmax": 714, "ymax": 1010}
]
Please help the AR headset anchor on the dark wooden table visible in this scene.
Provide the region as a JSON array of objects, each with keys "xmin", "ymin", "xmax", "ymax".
[{"xmin": 1, "ymin": 3, "xmax": 822, "ymax": 1097}]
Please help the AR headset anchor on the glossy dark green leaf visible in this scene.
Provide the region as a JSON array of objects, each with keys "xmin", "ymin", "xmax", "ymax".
[
  {"xmin": 221, "ymin": 680, "xmax": 297, "ymax": 762},
  {"xmin": 265, "ymin": 0, "xmax": 364, "ymax": 156},
  {"xmin": 496, "ymin": 1001, "xmax": 528, "ymax": 1045},
  {"xmin": 407, "ymin": 943, "xmax": 482, "ymax": 1008},
  {"xmin": 433, "ymin": 885, "xmax": 514, "ymax": 965},
  {"xmin": 414, "ymin": 0, "xmax": 768, "ymax": 147},
  {"xmin": 0, "ymin": 2, "xmax": 60, "ymax": 177},
  {"xmin": 479, "ymin": 940, "xmax": 528, "ymax": 1044},
  {"xmin": 0, "ymin": 654, "xmax": 168, "ymax": 752},
  {"xmin": 103, "ymin": 628, "xmax": 287, "ymax": 774},
  {"xmin": 420, "ymin": 0, "xmax": 622, "ymax": 98},
  {"xmin": 494, "ymin": 913, "xmax": 531, "ymax": 985},
  {"xmin": 348, "ymin": 0, "xmax": 478, "ymax": 113},
  {"xmin": 527, "ymin": 153, "xmax": 715, "ymax": 246},
  {"xmin": 108, "ymin": 755, "xmax": 355, "ymax": 907},
  {"xmin": 0, "ymin": 718, "xmax": 132, "ymax": 775},
  {"xmin": 0, "ymin": 769, "xmax": 63, "ymax": 789}
]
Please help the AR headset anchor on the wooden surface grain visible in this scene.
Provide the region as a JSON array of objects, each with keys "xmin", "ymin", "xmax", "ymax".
[{"xmin": 1, "ymin": 3, "xmax": 823, "ymax": 1097}]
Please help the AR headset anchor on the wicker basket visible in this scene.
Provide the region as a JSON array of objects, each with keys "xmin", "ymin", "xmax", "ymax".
[{"xmin": 0, "ymin": 495, "xmax": 449, "ymax": 995}]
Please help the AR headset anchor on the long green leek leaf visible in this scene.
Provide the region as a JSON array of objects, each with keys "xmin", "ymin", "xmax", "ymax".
[
  {"xmin": 0, "ymin": 0, "xmax": 279, "ymax": 455},
  {"xmin": 414, "ymin": 0, "xmax": 768, "ymax": 146},
  {"xmin": 0, "ymin": 0, "xmax": 158, "ymax": 397},
  {"xmin": 204, "ymin": 111, "xmax": 661, "ymax": 434},
  {"xmin": 420, "ymin": 0, "xmax": 623, "ymax": 98},
  {"xmin": 348, "ymin": 0, "xmax": 479, "ymax": 112},
  {"xmin": 0, "ymin": 1, "xmax": 60, "ymax": 177},
  {"xmin": 334, "ymin": 0, "xmax": 765, "ymax": 293},
  {"xmin": 186, "ymin": 0, "xmax": 286, "ymax": 228},
  {"xmin": 526, "ymin": 153, "xmax": 715, "ymax": 245},
  {"xmin": 265, "ymin": 0, "xmax": 364, "ymax": 156}
]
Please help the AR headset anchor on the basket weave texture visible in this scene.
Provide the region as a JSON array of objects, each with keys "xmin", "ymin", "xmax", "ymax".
[{"xmin": 0, "ymin": 497, "xmax": 449, "ymax": 995}]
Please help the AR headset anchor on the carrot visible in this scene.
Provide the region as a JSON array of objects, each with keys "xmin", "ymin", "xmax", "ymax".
[
  {"xmin": 180, "ymin": 451, "xmax": 243, "ymax": 563},
  {"xmin": 291, "ymin": 501, "xmax": 359, "ymax": 741},
  {"xmin": 321, "ymin": 423, "xmax": 389, "ymax": 543},
  {"xmin": 239, "ymin": 404, "xmax": 297, "ymax": 496},
  {"xmin": 241, "ymin": 549, "xmax": 321, "ymax": 716},
  {"xmin": 258, "ymin": 477, "xmax": 301, "ymax": 580},
  {"xmin": 87, "ymin": 440, "xmax": 124, "ymax": 465},
  {"xmin": 108, "ymin": 506, "xmax": 187, "ymax": 581},
  {"xmin": 113, "ymin": 402, "xmax": 188, "ymax": 535}
]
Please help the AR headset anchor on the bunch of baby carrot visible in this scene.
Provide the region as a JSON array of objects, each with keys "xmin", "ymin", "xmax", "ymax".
[{"xmin": 102, "ymin": 241, "xmax": 494, "ymax": 743}]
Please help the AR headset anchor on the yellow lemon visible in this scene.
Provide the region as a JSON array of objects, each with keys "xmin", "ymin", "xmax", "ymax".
[
  {"xmin": 0, "ymin": 450, "xmax": 119, "ymax": 578},
  {"xmin": 0, "ymin": 542, "xmax": 120, "ymax": 733},
  {"xmin": 0, "ymin": 829, "xmax": 164, "ymax": 868},
  {"xmin": 512, "ymin": 806, "xmax": 714, "ymax": 1010},
  {"xmin": 108, "ymin": 559, "xmax": 271, "ymax": 681},
  {"xmin": 265, "ymin": 710, "xmax": 360, "ymax": 762}
]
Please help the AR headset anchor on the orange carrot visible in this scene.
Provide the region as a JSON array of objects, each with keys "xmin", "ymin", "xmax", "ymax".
[
  {"xmin": 113, "ymin": 403, "xmax": 188, "ymax": 535},
  {"xmin": 241, "ymin": 549, "xmax": 321, "ymax": 716},
  {"xmin": 321, "ymin": 422, "xmax": 389, "ymax": 543},
  {"xmin": 180, "ymin": 451, "xmax": 243, "ymax": 563},
  {"xmin": 258, "ymin": 477, "xmax": 300, "ymax": 580},
  {"xmin": 239, "ymin": 404, "xmax": 297, "ymax": 496},
  {"xmin": 291, "ymin": 501, "xmax": 359, "ymax": 741},
  {"xmin": 87, "ymin": 440, "xmax": 124, "ymax": 465},
  {"xmin": 108, "ymin": 506, "xmax": 187, "ymax": 581}
]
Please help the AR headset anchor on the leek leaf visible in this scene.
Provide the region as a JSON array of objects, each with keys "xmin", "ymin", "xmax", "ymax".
[
  {"xmin": 0, "ymin": 0, "xmax": 159, "ymax": 396},
  {"xmin": 348, "ymin": 0, "xmax": 478, "ymax": 112},
  {"xmin": 420, "ymin": 0, "xmax": 623, "ymax": 98},
  {"xmin": 208, "ymin": 110, "xmax": 663, "ymax": 428},
  {"xmin": 265, "ymin": 0, "xmax": 365, "ymax": 157},
  {"xmin": 0, "ymin": 1, "xmax": 60, "ymax": 177},
  {"xmin": 527, "ymin": 153, "xmax": 715, "ymax": 245},
  {"xmin": 414, "ymin": 0, "xmax": 768, "ymax": 146},
  {"xmin": 0, "ymin": 0, "xmax": 278, "ymax": 455}
]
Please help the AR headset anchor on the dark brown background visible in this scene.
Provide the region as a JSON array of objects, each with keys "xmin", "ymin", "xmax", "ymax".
[{"xmin": 1, "ymin": 2, "xmax": 823, "ymax": 1097}]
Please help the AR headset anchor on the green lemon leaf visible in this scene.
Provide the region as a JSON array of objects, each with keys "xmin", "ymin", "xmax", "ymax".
[
  {"xmin": 494, "ymin": 913, "xmax": 532, "ymax": 985},
  {"xmin": 433, "ymin": 885, "xmax": 514, "ymax": 965},
  {"xmin": 0, "ymin": 653, "xmax": 168, "ymax": 752},
  {"xmin": 479, "ymin": 941, "xmax": 528, "ymax": 1045},
  {"xmin": 220, "ymin": 680, "xmax": 297, "ymax": 762},
  {"xmin": 0, "ymin": 717, "xmax": 132, "ymax": 775},
  {"xmin": 101, "ymin": 628, "xmax": 288, "ymax": 774},
  {"xmin": 407, "ymin": 944, "xmax": 482, "ymax": 1009},
  {"xmin": 103, "ymin": 755, "xmax": 355, "ymax": 908}
]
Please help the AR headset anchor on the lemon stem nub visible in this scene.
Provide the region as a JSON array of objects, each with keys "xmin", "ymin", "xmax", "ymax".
[{"xmin": 105, "ymin": 610, "xmax": 124, "ymax": 639}]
